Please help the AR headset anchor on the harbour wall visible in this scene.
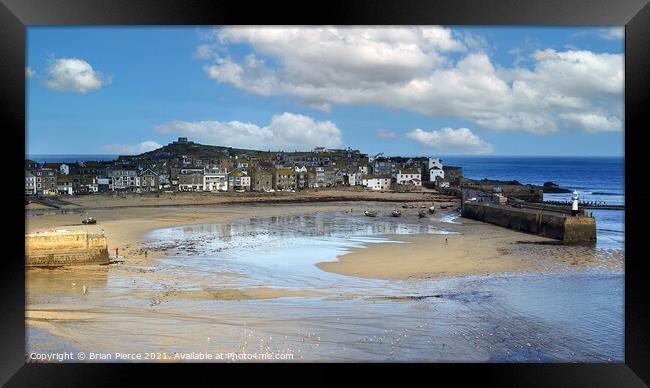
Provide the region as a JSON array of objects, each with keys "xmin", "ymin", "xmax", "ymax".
[
  {"xmin": 461, "ymin": 201, "xmax": 596, "ymax": 243},
  {"xmin": 25, "ymin": 231, "xmax": 110, "ymax": 267},
  {"xmin": 460, "ymin": 179, "xmax": 544, "ymax": 202}
]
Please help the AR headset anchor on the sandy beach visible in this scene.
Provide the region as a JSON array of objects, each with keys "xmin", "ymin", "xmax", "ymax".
[
  {"xmin": 25, "ymin": 192, "xmax": 624, "ymax": 361},
  {"xmin": 26, "ymin": 190, "xmax": 621, "ymax": 291},
  {"xmin": 318, "ymin": 218, "xmax": 620, "ymax": 279},
  {"xmin": 26, "ymin": 190, "xmax": 456, "ymax": 266}
]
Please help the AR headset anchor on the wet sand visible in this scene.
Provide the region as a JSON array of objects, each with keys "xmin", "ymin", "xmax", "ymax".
[
  {"xmin": 25, "ymin": 195, "xmax": 618, "ymax": 310},
  {"xmin": 318, "ymin": 219, "xmax": 620, "ymax": 279},
  {"xmin": 317, "ymin": 223, "xmax": 548, "ymax": 279},
  {"xmin": 25, "ymin": 195, "xmax": 624, "ymax": 361},
  {"xmin": 27, "ymin": 200, "xmax": 403, "ymax": 266}
]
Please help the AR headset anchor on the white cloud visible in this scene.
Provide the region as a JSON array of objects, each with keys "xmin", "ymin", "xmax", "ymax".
[
  {"xmin": 100, "ymin": 140, "xmax": 162, "ymax": 155},
  {"xmin": 154, "ymin": 112, "xmax": 342, "ymax": 151},
  {"xmin": 574, "ymin": 28, "xmax": 624, "ymax": 41},
  {"xmin": 202, "ymin": 26, "xmax": 465, "ymax": 97},
  {"xmin": 597, "ymin": 27, "xmax": 624, "ymax": 40},
  {"xmin": 26, "ymin": 67, "xmax": 37, "ymax": 78},
  {"xmin": 526, "ymin": 49, "xmax": 623, "ymax": 96},
  {"xmin": 376, "ymin": 129, "xmax": 397, "ymax": 139},
  {"xmin": 43, "ymin": 57, "xmax": 110, "ymax": 93},
  {"xmin": 559, "ymin": 112, "xmax": 622, "ymax": 132},
  {"xmin": 198, "ymin": 27, "xmax": 624, "ymax": 135},
  {"xmin": 406, "ymin": 127, "xmax": 494, "ymax": 155}
]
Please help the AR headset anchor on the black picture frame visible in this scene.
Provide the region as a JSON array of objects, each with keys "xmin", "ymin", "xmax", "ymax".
[{"xmin": 2, "ymin": 0, "xmax": 648, "ymax": 385}]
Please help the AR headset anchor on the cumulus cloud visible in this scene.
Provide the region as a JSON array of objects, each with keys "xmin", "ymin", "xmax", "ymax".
[
  {"xmin": 26, "ymin": 67, "xmax": 37, "ymax": 78},
  {"xmin": 100, "ymin": 141, "xmax": 162, "ymax": 155},
  {"xmin": 154, "ymin": 112, "xmax": 342, "ymax": 151},
  {"xmin": 198, "ymin": 27, "xmax": 623, "ymax": 134},
  {"xmin": 406, "ymin": 127, "xmax": 494, "ymax": 155},
  {"xmin": 43, "ymin": 57, "xmax": 110, "ymax": 93},
  {"xmin": 376, "ymin": 129, "xmax": 397, "ymax": 139}
]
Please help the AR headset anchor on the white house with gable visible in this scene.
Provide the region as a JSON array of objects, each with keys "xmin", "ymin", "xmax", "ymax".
[
  {"xmin": 362, "ymin": 176, "xmax": 391, "ymax": 190},
  {"xmin": 395, "ymin": 169, "xmax": 422, "ymax": 186},
  {"xmin": 204, "ymin": 167, "xmax": 228, "ymax": 192}
]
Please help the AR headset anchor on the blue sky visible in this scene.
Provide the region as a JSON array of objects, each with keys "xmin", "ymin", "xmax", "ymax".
[{"xmin": 26, "ymin": 26, "xmax": 624, "ymax": 157}]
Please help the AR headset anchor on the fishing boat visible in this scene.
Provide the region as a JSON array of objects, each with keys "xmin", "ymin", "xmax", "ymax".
[
  {"xmin": 391, "ymin": 210, "xmax": 402, "ymax": 217},
  {"xmin": 418, "ymin": 210, "xmax": 427, "ymax": 218},
  {"xmin": 364, "ymin": 210, "xmax": 378, "ymax": 217},
  {"xmin": 428, "ymin": 206, "xmax": 435, "ymax": 214},
  {"xmin": 82, "ymin": 216, "xmax": 96, "ymax": 225}
]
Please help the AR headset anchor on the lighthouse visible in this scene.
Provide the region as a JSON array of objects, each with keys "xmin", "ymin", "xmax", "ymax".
[{"xmin": 571, "ymin": 190, "xmax": 579, "ymax": 216}]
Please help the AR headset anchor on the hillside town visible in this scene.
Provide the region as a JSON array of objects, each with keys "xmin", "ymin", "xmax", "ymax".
[{"xmin": 25, "ymin": 137, "xmax": 465, "ymax": 197}]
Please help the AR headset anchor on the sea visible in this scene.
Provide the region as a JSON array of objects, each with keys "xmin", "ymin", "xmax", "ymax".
[
  {"xmin": 28, "ymin": 154, "xmax": 119, "ymax": 163},
  {"xmin": 442, "ymin": 156, "xmax": 624, "ymax": 206},
  {"xmin": 442, "ymin": 156, "xmax": 625, "ymax": 250}
]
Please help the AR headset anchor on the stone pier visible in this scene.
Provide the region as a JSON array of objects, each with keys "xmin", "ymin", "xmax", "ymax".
[
  {"xmin": 461, "ymin": 201, "xmax": 596, "ymax": 243},
  {"xmin": 25, "ymin": 231, "xmax": 110, "ymax": 267}
]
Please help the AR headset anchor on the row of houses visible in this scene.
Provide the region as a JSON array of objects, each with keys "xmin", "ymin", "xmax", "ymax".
[
  {"xmin": 25, "ymin": 166, "xmax": 161, "ymax": 196},
  {"xmin": 25, "ymin": 139, "xmax": 461, "ymax": 196},
  {"xmin": 26, "ymin": 164, "xmax": 433, "ymax": 195}
]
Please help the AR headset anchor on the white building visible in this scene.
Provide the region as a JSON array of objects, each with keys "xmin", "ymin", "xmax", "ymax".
[
  {"xmin": 314, "ymin": 166, "xmax": 326, "ymax": 188},
  {"xmin": 362, "ymin": 176, "xmax": 391, "ymax": 191},
  {"xmin": 425, "ymin": 158, "xmax": 444, "ymax": 182},
  {"xmin": 239, "ymin": 175, "xmax": 251, "ymax": 190},
  {"xmin": 204, "ymin": 167, "xmax": 228, "ymax": 192},
  {"xmin": 395, "ymin": 169, "xmax": 422, "ymax": 186},
  {"xmin": 25, "ymin": 171, "xmax": 36, "ymax": 195},
  {"xmin": 109, "ymin": 169, "xmax": 139, "ymax": 191},
  {"xmin": 57, "ymin": 181, "xmax": 74, "ymax": 195}
]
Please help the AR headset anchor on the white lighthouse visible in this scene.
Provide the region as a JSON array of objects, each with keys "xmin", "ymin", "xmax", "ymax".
[{"xmin": 571, "ymin": 190, "xmax": 579, "ymax": 216}]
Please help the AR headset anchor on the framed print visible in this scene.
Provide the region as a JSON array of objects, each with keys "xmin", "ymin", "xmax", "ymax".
[{"xmin": 1, "ymin": 0, "xmax": 649, "ymax": 385}]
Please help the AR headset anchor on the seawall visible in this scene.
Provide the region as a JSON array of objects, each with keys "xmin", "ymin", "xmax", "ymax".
[
  {"xmin": 25, "ymin": 231, "xmax": 110, "ymax": 267},
  {"xmin": 461, "ymin": 201, "xmax": 596, "ymax": 243}
]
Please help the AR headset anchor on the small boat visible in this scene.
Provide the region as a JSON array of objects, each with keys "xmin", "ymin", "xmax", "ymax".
[
  {"xmin": 418, "ymin": 210, "xmax": 427, "ymax": 218},
  {"xmin": 391, "ymin": 210, "xmax": 402, "ymax": 217},
  {"xmin": 364, "ymin": 210, "xmax": 378, "ymax": 217},
  {"xmin": 428, "ymin": 206, "xmax": 435, "ymax": 214},
  {"xmin": 82, "ymin": 217, "xmax": 97, "ymax": 225}
]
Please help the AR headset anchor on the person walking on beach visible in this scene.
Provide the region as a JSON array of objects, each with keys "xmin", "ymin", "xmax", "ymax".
[
  {"xmin": 144, "ymin": 251, "xmax": 148, "ymax": 259},
  {"xmin": 445, "ymin": 238, "xmax": 448, "ymax": 245}
]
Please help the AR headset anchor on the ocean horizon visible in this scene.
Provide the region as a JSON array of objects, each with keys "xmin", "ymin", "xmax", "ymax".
[{"xmin": 27, "ymin": 154, "xmax": 120, "ymax": 163}]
